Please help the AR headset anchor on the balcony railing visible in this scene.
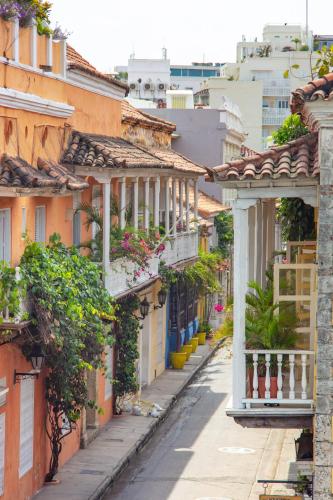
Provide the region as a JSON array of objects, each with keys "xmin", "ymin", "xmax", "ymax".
[
  {"xmin": 105, "ymin": 231, "xmax": 199, "ymax": 297},
  {"xmin": 243, "ymin": 349, "xmax": 314, "ymax": 409},
  {"xmin": 262, "ymin": 108, "xmax": 290, "ymax": 125},
  {"xmin": 263, "ymin": 82, "xmax": 290, "ymax": 96},
  {"xmin": 0, "ymin": 267, "xmax": 29, "ymax": 330}
]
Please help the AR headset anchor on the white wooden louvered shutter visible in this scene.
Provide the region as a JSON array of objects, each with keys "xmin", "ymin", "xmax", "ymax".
[
  {"xmin": 0, "ymin": 413, "xmax": 5, "ymax": 495},
  {"xmin": 19, "ymin": 378, "xmax": 35, "ymax": 478},
  {"xmin": 0, "ymin": 209, "xmax": 11, "ymax": 263},
  {"xmin": 34, "ymin": 206, "xmax": 46, "ymax": 243},
  {"xmin": 104, "ymin": 346, "xmax": 113, "ymax": 400}
]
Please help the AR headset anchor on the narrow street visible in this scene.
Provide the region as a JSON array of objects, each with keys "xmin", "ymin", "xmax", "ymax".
[{"xmin": 105, "ymin": 342, "xmax": 298, "ymax": 500}]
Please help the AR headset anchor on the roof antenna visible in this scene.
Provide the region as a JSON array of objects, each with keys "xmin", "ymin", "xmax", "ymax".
[{"xmin": 162, "ymin": 47, "xmax": 167, "ymax": 60}]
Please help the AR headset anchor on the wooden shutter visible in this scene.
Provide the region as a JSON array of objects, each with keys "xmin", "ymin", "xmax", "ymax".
[
  {"xmin": 104, "ymin": 346, "xmax": 113, "ymax": 400},
  {"xmin": 0, "ymin": 209, "xmax": 11, "ymax": 263},
  {"xmin": 34, "ymin": 206, "xmax": 46, "ymax": 243},
  {"xmin": 19, "ymin": 378, "xmax": 34, "ymax": 478},
  {"xmin": 0, "ymin": 413, "xmax": 5, "ymax": 495}
]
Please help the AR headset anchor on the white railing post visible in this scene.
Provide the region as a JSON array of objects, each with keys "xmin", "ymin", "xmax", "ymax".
[
  {"xmin": 165, "ymin": 177, "xmax": 170, "ymax": 235},
  {"xmin": 102, "ymin": 182, "xmax": 111, "ymax": 288},
  {"xmin": 253, "ymin": 353, "xmax": 258, "ymax": 399},
  {"xmin": 185, "ymin": 179, "xmax": 190, "ymax": 232},
  {"xmin": 144, "ymin": 177, "xmax": 150, "ymax": 232},
  {"xmin": 172, "ymin": 178, "xmax": 177, "ymax": 237},
  {"xmin": 301, "ymin": 353, "xmax": 308, "ymax": 400},
  {"xmin": 265, "ymin": 353, "xmax": 271, "ymax": 399},
  {"xmin": 153, "ymin": 177, "xmax": 160, "ymax": 229},
  {"xmin": 47, "ymin": 34, "xmax": 53, "ymax": 68},
  {"xmin": 12, "ymin": 18, "xmax": 19, "ymax": 63},
  {"xmin": 30, "ymin": 22, "xmax": 37, "ymax": 68},
  {"xmin": 289, "ymin": 354, "xmax": 295, "ymax": 400},
  {"xmin": 277, "ymin": 353, "xmax": 283, "ymax": 399},
  {"xmin": 179, "ymin": 180, "xmax": 184, "ymax": 231},
  {"xmin": 119, "ymin": 177, "xmax": 126, "ymax": 229},
  {"xmin": 132, "ymin": 177, "xmax": 139, "ymax": 230}
]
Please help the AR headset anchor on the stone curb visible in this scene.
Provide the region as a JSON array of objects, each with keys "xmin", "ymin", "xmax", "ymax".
[{"xmin": 88, "ymin": 338, "xmax": 227, "ymax": 500}]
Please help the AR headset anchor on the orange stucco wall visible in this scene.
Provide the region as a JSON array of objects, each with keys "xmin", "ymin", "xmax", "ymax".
[{"xmin": 0, "ymin": 18, "xmax": 122, "ymax": 498}]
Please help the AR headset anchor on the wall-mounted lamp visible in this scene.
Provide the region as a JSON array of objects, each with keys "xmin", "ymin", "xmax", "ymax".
[
  {"xmin": 14, "ymin": 344, "xmax": 45, "ymax": 384},
  {"xmin": 154, "ymin": 288, "xmax": 167, "ymax": 309},
  {"xmin": 138, "ymin": 296, "xmax": 150, "ymax": 320}
]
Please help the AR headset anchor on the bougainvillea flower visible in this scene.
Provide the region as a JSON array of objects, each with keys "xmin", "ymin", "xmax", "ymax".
[{"xmin": 214, "ymin": 304, "xmax": 224, "ymax": 313}]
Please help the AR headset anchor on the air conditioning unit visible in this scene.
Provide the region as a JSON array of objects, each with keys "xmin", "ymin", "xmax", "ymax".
[
  {"xmin": 158, "ymin": 83, "xmax": 166, "ymax": 90},
  {"xmin": 144, "ymin": 82, "xmax": 152, "ymax": 90},
  {"xmin": 129, "ymin": 82, "xmax": 138, "ymax": 90},
  {"xmin": 170, "ymin": 83, "xmax": 178, "ymax": 90}
]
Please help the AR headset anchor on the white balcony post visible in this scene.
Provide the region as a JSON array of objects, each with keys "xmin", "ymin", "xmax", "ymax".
[
  {"xmin": 30, "ymin": 22, "xmax": 37, "ymax": 68},
  {"xmin": 154, "ymin": 177, "xmax": 160, "ymax": 229},
  {"xmin": 232, "ymin": 199, "xmax": 256, "ymax": 408},
  {"xmin": 301, "ymin": 354, "xmax": 308, "ymax": 400},
  {"xmin": 289, "ymin": 354, "xmax": 295, "ymax": 400},
  {"xmin": 165, "ymin": 177, "xmax": 170, "ymax": 235},
  {"xmin": 185, "ymin": 179, "xmax": 190, "ymax": 232},
  {"xmin": 179, "ymin": 180, "xmax": 184, "ymax": 231},
  {"xmin": 261, "ymin": 201, "xmax": 268, "ymax": 287},
  {"xmin": 193, "ymin": 179, "xmax": 198, "ymax": 223},
  {"xmin": 144, "ymin": 177, "xmax": 150, "ymax": 232},
  {"xmin": 12, "ymin": 18, "xmax": 19, "ymax": 63},
  {"xmin": 60, "ymin": 39, "xmax": 67, "ymax": 78},
  {"xmin": 264, "ymin": 353, "xmax": 271, "ymax": 399},
  {"xmin": 277, "ymin": 354, "xmax": 283, "ymax": 399},
  {"xmin": 252, "ymin": 353, "xmax": 258, "ymax": 399},
  {"xmin": 172, "ymin": 179, "xmax": 177, "ymax": 237},
  {"xmin": 47, "ymin": 34, "xmax": 53, "ymax": 68},
  {"xmin": 266, "ymin": 199, "xmax": 275, "ymax": 265},
  {"xmin": 102, "ymin": 182, "xmax": 111, "ymax": 285},
  {"xmin": 254, "ymin": 201, "xmax": 263, "ymax": 285},
  {"xmin": 119, "ymin": 177, "xmax": 126, "ymax": 229},
  {"xmin": 132, "ymin": 177, "xmax": 139, "ymax": 230}
]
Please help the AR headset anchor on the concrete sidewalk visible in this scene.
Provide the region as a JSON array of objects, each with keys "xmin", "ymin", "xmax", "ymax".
[{"xmin": 34, "ymin": 341, "xmax": 222, "ymax": 500}]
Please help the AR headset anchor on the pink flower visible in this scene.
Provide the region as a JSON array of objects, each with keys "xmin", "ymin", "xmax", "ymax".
[
  {"xmin": 156, "ymin": 243, "xmax": 165, "ymax": 255},
  {"xmin": 121, "ymin": 240, "xmax": 130, "ymax": 250},
  {"xmin": 214, "ymin": 304, "xmax": 224, "ymax": 313},
  {"xmin": 124, "ymin": 232, "xmax": 130, "ymax": 240}
]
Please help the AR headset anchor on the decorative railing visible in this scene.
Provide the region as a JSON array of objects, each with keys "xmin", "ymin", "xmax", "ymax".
[
  {"xmin": 263, "ymin": 84, "xmax": 290, "ymax": 97},
  {"xmin": 162, "ymin": 231, "xmax": 198, "ymax": 266},
  {"xmin": 262, "ymin": 108, "xmax": 290, "ymax": 125},
  {"xmin": 243, "ymin": 349, "xmax": 314, "ymax": 409}
]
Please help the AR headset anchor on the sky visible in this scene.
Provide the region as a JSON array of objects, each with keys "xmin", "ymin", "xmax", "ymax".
[{"xmin": 50, "ymin": 0, "xmax": 333, "ymax": 73}]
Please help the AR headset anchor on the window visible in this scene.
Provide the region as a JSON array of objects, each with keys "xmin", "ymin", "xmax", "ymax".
[
  {"xmin": 34, "ymin": 206, "xmax": 46, "ymax": 243},
  {"xmin": 278, "ymin": 99, "xmax": 289, "ymax": 109},
  {"xmin": 0, "ymin": 413, "xmax": 4, "ymax": 496},
  {"xmin": 21, "ymin": 207, "xmax": 27, "ymax": 237},
  {"xmin": 19, "ymin": 378, "xmax": 34, "ymax": 478},
  {"xmin": 170, "ymin": 68, "xmax": 181, "ymax": 76},
  {"xmin": 104, "ymin": 346, "xmax": 113, "ymax": 400},
  {"xmin": 188, "ymin": 69, "xmax": 202, "ymax": 77},
  {"xmin": 203, "ymin": 69, "xmax": 217, "ymax": 77},
  {"xmin": 181, "ymin": 68, "xmax": 189, "ymax": 76},
  {"xmin": 0, "ymin": 209, "xmax": 11, "ymax": 263},
  {"xmin": 171, "ymin": 95, "xmax": 187, "ymax": 109}
]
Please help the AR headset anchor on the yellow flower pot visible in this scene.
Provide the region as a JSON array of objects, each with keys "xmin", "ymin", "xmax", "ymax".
[
  {"xmin": 170, "ymin": 352, "xmax": 187, "ymax": 369},
  {"xmin": 181, "ymin": 344, "xmax": 193, "ymax": 361},
  {"xmin": 197, "ymin": 332, "xmax": 206, "ymax": 345},
  {"xmin": 189, "ymin": 337, "xmax": 199, "ymax": 352}
]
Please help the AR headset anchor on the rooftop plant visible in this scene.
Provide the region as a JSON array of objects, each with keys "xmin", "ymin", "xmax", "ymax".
[{"xmin": 0, "ymin": 0, "xmax": 52, "ymax": 35}]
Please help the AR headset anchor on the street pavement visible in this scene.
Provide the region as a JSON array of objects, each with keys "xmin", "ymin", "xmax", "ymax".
[{"xmin": 105, "ymin": 343, "xmax": 299, "ymax": 500}]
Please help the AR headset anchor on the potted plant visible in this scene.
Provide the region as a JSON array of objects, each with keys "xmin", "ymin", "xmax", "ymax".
[
  {"xmin": 181, "ymin": 344, "xmax": 193, "ymax": 360},
  {"xmin": 170, "ymin": 351, "xmax": 187, "ymax": 369},
  {"xmin": 245, "ymin": 278, "xmax": 298, "ymax": 399}
]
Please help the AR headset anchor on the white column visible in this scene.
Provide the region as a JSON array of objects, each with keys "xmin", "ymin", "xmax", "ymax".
[
  {"xmin": 12, "ymin": 18, "xmax": 19, "ymax": 63},
  {"xmin": 46, "ymin": 34, "xmax": 53, "ymax": 68},
  {"xmin": 102, "ymin": 182, "xmax": 111, "ymax": 286},
  {"xmin": 248, "ymin": 206, "xmax": 256, "ymax": 281},
  {"xmin": 232, "ymin": 199, "xmax": 256, "ymax": 408},
  {"xmin": 266, "ymin": 199, "xmax": 275, "ymax": 266},
  {"xmin": 165, "ymin": 177, "xmax": 170, "ymax": 235},
  {"xmin": 193, "ymin": 179, "xmax": 199, "ymax": 222},
  {"xmin": 179, "ymin": 180, "xmax": 184, "ymax": 232},
  {"xmin": 132, "ymin": 177, "xmax": 139, "ymax": 230},
  {"xmin": 172, "ymin": 178, "xmax": 177, "ymax": 237},
  {"xmin": 153, "ymin": 177, "xmax": 160, "ymax": 229},
  {"xmin": 60, "ymin": 40, "xmax": 67, "ymax": 78},
  {"xmin": 185, "ymin": 179, "xmax": 190, "ymax": 232},
  {"xmin": 261, "ymin": 201, "xmax": 268, "ymax": 287},
  {"xmin": 254, "ymin": 201, "xmax": 263, "ymax": 285},
  {"xmin": 30, "ymin": 23, "xmax": 37, "ymax": 68},
  {"xmin": 119, "ymin": 177, "xmax": 126, "ymax": 229},
  {"xmin": 144, "ymin": 177, "xmax": 150, "ymax": 232}
]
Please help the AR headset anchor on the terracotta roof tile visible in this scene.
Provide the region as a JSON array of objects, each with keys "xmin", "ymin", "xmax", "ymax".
[
  {"xmin": 210, "ymin": 133, "xmax": 319, "ymax": 183},
  {"xmin": 122, "ymin": 101, "xmax": 176, "ymax": 132},
  {"xmin": 63, "ymin": 132, "xmax": 173, "ymax": 170},
  {"xmin": 195, "ymin": 190, "xmax": 229, "ymax": 218},
  {"xmin": 66, "ymin": 45, "xmax": 128, "ymax": 91},
  {"xmin": 0, "ymin": 154, "xmax": 88, "ymax": 191},
  {"xmin": 151, "ymin": 148, "xmax": 206, "ymax": 175},
  {"xmin": 291, "ymin": 73, "xmax": 333, "ymax": 114}
]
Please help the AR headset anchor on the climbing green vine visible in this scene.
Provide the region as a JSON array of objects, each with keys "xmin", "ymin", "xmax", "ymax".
[
  {"xmin": 20, "ymin": 234, "xmax": 114, "ymax": 482},
  {"xmin": 0, "ymin": 261, "xmax": 26, "ymax": 324}
]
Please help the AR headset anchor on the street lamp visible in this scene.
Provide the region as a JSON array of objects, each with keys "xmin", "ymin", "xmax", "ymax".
[
  {"xmin": 14, "ymin": 344, "xmax": 45, "ymax": 383},
  {"xmin": 154, "ymin": 288, "xmax": 167, "ymax": 309},
  {"xmin": 138, "ymin": 296, "xmax": 150, "ymax": 320}
]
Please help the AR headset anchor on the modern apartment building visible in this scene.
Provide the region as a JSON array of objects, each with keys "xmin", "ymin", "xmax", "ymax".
[
  {"xmin": 195, "ymin": 24, "xmax": 320, "ymax": 151},
  {"xmin": 115, "ymin": 53, "xmax": 222, "ymax": 104}
]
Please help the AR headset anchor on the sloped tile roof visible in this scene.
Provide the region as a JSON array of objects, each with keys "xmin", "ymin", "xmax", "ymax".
[
  {"xmin": 0, "ymin": 154, "xmax": 88, "ymax": 191},
  {"xmin": 63, "ymin": 132, "xmax": 173, "ymax": 170},
  {"xmin": 66, "ymin": 45, "xmax": 128, "ymax": 91},
  {"xmin": 291, "ymin": 73, "xmax": 333, "ymax": 114},
  {"xmin": 196, "ymin": 190, "xmax": 229, "ymax": 218},
  {"xmin": 210, "ymin": 133, "xmax": 319, "ymax": 183},
  {"xmin": 122, "ymin": 101, "xmax": 176, "ymax": 132},
  {"xmin": 151, "ymin": 148, "xmax": 206, "ymax": 175}
]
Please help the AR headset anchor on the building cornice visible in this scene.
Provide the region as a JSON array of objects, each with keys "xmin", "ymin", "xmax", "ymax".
[
  {"xmin": 0, "ymin": 87, "xmax": 74, "ymax": 118},
  {"xmin": 66, "ymin": 69, "xmax": 126, "ymax": 101}
]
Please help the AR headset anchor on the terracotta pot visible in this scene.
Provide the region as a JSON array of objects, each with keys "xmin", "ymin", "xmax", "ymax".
[{"xmin": 258, "ymin": 376, "xmax": 278, "ymax": 399}]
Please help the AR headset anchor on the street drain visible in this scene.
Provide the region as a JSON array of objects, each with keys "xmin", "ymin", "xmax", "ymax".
[
  {"xmin": 80, "ymin": 469, "xmax": 105, "ymax": 475},
  {"xmin": 218, "ymin": 446, "xmax": 256, "ymax": 454}
]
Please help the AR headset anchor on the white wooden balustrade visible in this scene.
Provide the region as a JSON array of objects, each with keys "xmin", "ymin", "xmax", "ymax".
[
  {"xmin": 243, "ymin": 350, "xmax": 314, "ymax": 409},
  {"xmin": 0, "ymin": 267, "xmax": 26, "ymax": 325},
  {"xmin": 162, "ymin": 231, "xmax": 198, "ymax": 266}
]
